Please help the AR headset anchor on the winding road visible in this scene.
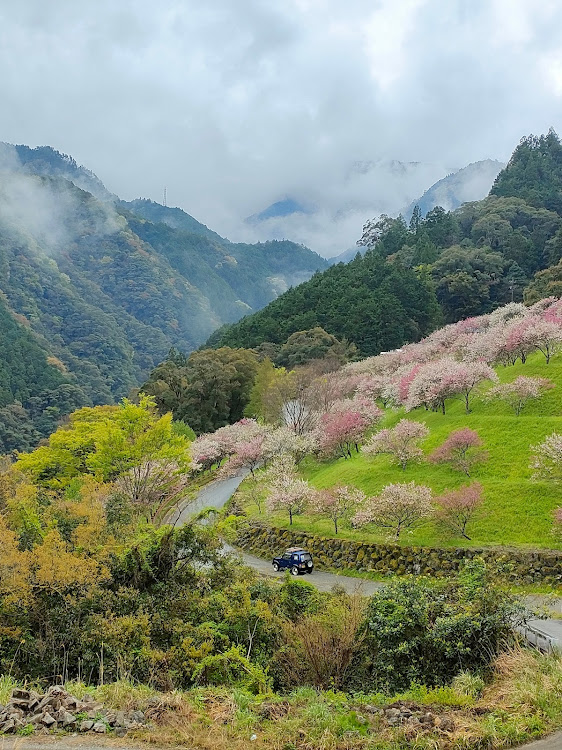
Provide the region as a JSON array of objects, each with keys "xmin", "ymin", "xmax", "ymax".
[
  {"xmin": 167, "ymin": 469, "xmax": 250, "ymax": 525},
  {"xmin": 167, "ymin": 471, "xmax": 383, "ymax": 595},
  {"xmin": 170, "ymin": 473, "xmax": 562, "ymax": 645},
  {"xmin": 167, "ymin": 473, "xmax": 562, "ymax": 750},
  {"xmin": 10, "ymin": 476, "xmax": 562, "ymax": 750}
]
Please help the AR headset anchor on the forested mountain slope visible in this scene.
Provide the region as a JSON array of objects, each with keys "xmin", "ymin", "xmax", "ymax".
[
  {"xmin": 0, "ymin": 296, "xmax": 87, "ymax": 453},
  {"xmin": 403, "ymin": 159, "xmax": 505, "ymax": 219},
  {"xmin": 490, "ymin": 129, "xmax": 562, "ymax": 213},
  {"xmin": 0, "ymin": 145, "xmax": 327, "ymax": 450},
  {"xmin": 208, "ymin": 131, "xmax": 562, "ymax": 355},
  {"xmin": 206, "ymin": 252, "xmax": 442, "ymax": 356},
  {"xmin": 121, "ymin": 198, "xmax": 226, "ymax": 243},
  {"xmin": 0, "ymin": 142, "xmax": 114, "ymax": 201}
]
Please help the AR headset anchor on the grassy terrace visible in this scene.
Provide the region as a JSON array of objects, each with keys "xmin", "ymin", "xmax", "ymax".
[{"xmin": 238, "ymin": 353, "xmax": 562, "ymax": 550}]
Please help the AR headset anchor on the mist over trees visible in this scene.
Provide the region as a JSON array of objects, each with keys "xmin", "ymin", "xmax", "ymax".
[
  {"xmin": 210, "ymin": 131, "xmax": 562, "ymax": 355},
  {"xmin": 3, "ymin": 131, "xmax": 562, "ymax": 453},
  {"xmin": 0, "ymin": 145, "xmax": 327, "ymax": 451}
]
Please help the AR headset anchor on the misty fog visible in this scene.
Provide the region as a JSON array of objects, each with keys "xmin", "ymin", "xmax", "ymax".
[{"xmin": 0, "ymin": 1, "xmax": 561, "ymax": 255}]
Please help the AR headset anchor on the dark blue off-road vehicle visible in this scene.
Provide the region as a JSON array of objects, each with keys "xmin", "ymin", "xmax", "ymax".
[{"xmin": 272, "ymin": 547, "xmax": 314, "ymax": 575}]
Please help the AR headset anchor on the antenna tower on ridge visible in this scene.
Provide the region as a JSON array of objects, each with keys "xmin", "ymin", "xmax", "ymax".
[{"xmin": 163, "ymin": 187, "xmax": 167, "ymax": 207}]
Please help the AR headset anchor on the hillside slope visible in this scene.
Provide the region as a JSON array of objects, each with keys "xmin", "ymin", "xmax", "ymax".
[
  {"xmin": 403, "ymin": 159, "xmax": 505, "ymax": 219},
  {"xmin": 0, "ymin": 296, "xmax": 87, "ymax": 452},
  {"xmin": 209, "ymin": 131, "xmax": 562, "ymax": 352},
  {"xmin": 121, "ymin": 198, "xmax": 226, "ymax": 243},
  {"xmin": 0, "ymin": 142, "xmax": 114, "ymax": 201},
  {"xmin": 206, "ymin": 250, "xmax": 442, "ymax": 356},
  {"xmin": 0, "ymin": 171, "xmax": 326, "ymax": 394},
  {"xmin": 298, "ymin": 352, "xmax": 562, "ymax": 550},
  {"xmin": 0, "ymin": 145, "xmax": 327, "ymax": 449},
  {"xmin": 229, "ymin": 297, "xmax": 562, "ymax": 551},
  {"xmin": 491, "ymin": 128, "xmax": 562, "ymax": 213}
]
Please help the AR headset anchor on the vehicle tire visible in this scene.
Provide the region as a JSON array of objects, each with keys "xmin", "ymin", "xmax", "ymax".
[
  {"xmin": 291, "ymin": 566, "xmax": 299, "ymax": 576},
  {"xmin": 272, "ymin": 562, "xmax": 279, "ymax": 572},
  {"xmin": 307, "ymin": 569, "xmax": 313, "ymax": 574}
]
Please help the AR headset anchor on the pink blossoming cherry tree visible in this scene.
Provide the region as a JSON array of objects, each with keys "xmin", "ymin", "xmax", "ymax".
[
  {"xmin": 362, "ymin": 419, "xmax": 429, "ymax": 470},
  {"xmin": 353, "ymin": 482, "xmax": 433, "ymax": 539},
  {"xmin": 311, "ymin": 485, "xmax": 366, "ymax": 534},
  {"xmin": 429, "ymin": 428, "xmax": 488, "ymax": 476},
  {"xmin": 436, "ymin": 482, "xmax": 484, "ymax": 540}
]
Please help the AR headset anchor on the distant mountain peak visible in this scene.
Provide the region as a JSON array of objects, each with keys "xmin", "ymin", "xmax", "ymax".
[
  {"xmin": 0, "ymin": 142, "xmax": 114, "ymax": 202},
  {"xmin": 245, "ymin": 198, "xmax": 315, "ymax": 225},
  {"xmin": 242, "ymin": 159, "xmax": 461, "ymax": 258},
  {"xmin": 403, "ymin": 159, "xmax": 505, "ymax": 219}
]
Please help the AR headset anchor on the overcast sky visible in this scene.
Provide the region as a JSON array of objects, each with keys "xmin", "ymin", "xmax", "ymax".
[{"xmin": 1, "ymin": 0, "xmax": 562, "ymax": 255}]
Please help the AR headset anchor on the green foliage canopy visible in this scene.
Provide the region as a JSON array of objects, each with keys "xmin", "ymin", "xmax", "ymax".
[
  {"xmin": 142, "ymin": 347, "xmax": 258, "ymax": 434},
  {"xmin": 207, "ymin": 251, "xmax": 442, "ymax": 357},
  {"xmin": 16, "ymin": 395, "xmax": 190, "ymax": 489}
]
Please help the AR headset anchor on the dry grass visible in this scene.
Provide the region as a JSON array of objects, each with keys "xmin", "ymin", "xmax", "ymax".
[
  {"xmin": 133, "ymin": 648, "xmax": 562, "ymax": 750},
  {"xmin": 279, "ymin": 594, "xmax": 367, "ymax": 690},
  {"xmin": 138, "ymin": 692, "xmax": 261, "ymax": 750},
  {"xmin": 486, "ymin": 646, "xmax": 562, "ymax": 718},
  {"xmin": 1, "ymin": 648, "xmax": 559, "ymax": 749},
  {"xmin": 65, "ymin": 678, "xmax": 158, "ymax": 710}
]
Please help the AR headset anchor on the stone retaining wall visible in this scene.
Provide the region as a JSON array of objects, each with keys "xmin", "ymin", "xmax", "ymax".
[{"xmin": 236, "ymin": 523, "xmax": 562, "ymax": 585}]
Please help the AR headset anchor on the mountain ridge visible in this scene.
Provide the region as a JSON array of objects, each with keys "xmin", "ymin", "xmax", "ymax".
[
  {"xmin": 0, "ymin": 143, "xmax": 328, "ymax": 450},
  {"xmin": 207, "ymin": 132, "xmax": 562, "ymax": 355},
  {"xmin": 403, "ymin": 159, "xmax": 505, "ymax": 220}
]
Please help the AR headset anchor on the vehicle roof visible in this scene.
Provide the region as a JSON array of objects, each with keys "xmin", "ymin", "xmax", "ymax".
[{"xmin": 285, "ymin": 547, "xmax": 309, "ymax": 553}]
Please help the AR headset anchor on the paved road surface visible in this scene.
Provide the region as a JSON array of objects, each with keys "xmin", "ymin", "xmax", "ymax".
[
  {"xmin": 224, "ymin": 542, "xmax": 385, "ymax": 595},
  {"xmin": 1, "ymin": 741, "xmax": 130, "ymax": 750},
  {"xmin": 515, "ymin": 735, "xmax": 562, "ymax": 749},
  {"xmin": 175, "ymin": 473, "xmax": 562, "ymax": 646},
  {"xmin": 166, "ymin": 470, "xmax": 248, "ymax": 526}
]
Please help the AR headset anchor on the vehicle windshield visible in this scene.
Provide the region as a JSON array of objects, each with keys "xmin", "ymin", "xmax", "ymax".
[{"xmin": 300, "ymin": 553, "xmax": 312, "ymax": 561}]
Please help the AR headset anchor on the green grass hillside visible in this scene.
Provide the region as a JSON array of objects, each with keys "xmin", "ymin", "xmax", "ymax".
[{"xmin": 246, "ymin": 352, "xmax": 562, "ymax": 550}]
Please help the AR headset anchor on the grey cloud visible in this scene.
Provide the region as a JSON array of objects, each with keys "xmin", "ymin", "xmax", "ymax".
[
  {"xmin": 0, "ymin": 0, "xmax": 560, "ymax": 256},
  {"xmin": 0, "ymin": 145, "xmax": 124, "ymax": 251}
]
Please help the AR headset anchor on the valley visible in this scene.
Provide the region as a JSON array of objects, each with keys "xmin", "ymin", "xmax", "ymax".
[
  {"xmin": 0, "ymin": 145, "xmax": 327, "ymax": 451},
  {"xmin": 1, "ymin": 131, "xmax": 562, "ymax": 750},
  {"xmin": 4, "ymin": 4, "xmax": 562, "ymax": 748}
]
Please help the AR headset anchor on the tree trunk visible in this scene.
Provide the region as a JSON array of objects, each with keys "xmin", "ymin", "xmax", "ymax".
[
  {"xmin": 334, "ymin": 517, "xmax": 338, "ymax": 534},
  {"xmin": 289, "ymin": 509, "xmax": 293, "ymax": 525}
]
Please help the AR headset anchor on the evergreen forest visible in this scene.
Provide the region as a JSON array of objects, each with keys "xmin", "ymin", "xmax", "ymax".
[
  {"xmin": 0, "ymin": 144, "xmax": 327, "ymax": 450},
  {"xmin": 209, "ymin": 130, "xmax": 562, "ymax": 355}
]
